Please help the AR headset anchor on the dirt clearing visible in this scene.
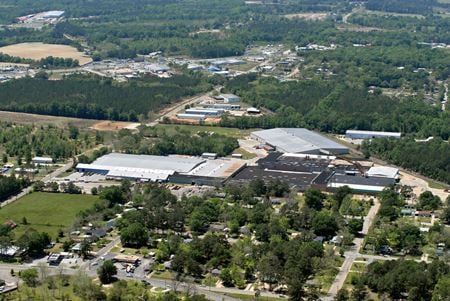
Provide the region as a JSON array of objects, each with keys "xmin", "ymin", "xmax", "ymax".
[
  {"xmin": 0, "ymin": 42, "xmax": 92, "ymax": 65},
  {"xmin": 284, "ymin": 13, "xmax": 329, "ymax": 20},
  {"xmin": 91, "ymin": 121, "xmax": 140, "ymax": 131},
  {"xmin": 400, "ymin": 171, "xmax": 449, "ymax": 201}
]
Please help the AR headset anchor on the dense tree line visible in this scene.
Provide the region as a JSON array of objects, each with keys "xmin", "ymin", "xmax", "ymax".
[
  {"xmin": 363, "ymin": 259, "xmax": 449, "ymax": 300},
  {"xmin": 0, "ymin": 175, "xmax": 30, "ymax": 202},
  {"xmin": 0, "ymin": 53, "xmax": 78, "ymax": 68},
  {"xmin": 366, "ymin": 0, "xmax": 436, "ymax": 15},
  {"xmin": 0, "ymin": 74, "xmax": 212, "ymax": 121},
  {"xmin": 362, "ymin": 138, "xmax": 450, "ymax": 184},
  {"xmin": 221, "ymin": 76, "xmax": 450, "ymax": 140}
]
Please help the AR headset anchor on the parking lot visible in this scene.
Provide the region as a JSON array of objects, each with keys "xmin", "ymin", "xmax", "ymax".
[{"xmin": 57, "ymin": 172, "xmax": 121, "ymax": 193}]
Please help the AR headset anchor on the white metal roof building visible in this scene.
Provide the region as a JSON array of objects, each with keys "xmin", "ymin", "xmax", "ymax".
[
  {"xmin": 251, "ymin": 128, "xmax": 349, "ymax": 155},
  {"xmin": 76, "ymin": 153, "xmax": 204, "ymax": 182},
  {"xmin": 41, "ymin": 11, "xmax": 65, "ymax": 18},
  {"xmin": 32, "ymin": 156, "xmax": 53, "ymax": 164},
  {"xmin": 345, "ymin": 130, "xmax": 401, "ymax": 139},
  {"xmin": 76, "ymin": 153, "xmax": 246, "ymax": 184},
  {"xmin": 219, "ymin": 94, "xmax": 241, "ymax": 103},
  {"xmin": 327, "ymin": 174, "xmax": 396, "ymax": 193},
  {"xmin": 367, "ymin": 166, "xmax": 399, "ymax": 179},
  {"xmin": 185, "ymin": 108, "xmax": 223, "ymax": 116},
  {"xmin": 176, "ymin": 113, "xmax": 206, "ymax": 120}
]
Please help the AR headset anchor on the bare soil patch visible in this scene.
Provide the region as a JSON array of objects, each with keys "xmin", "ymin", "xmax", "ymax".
[
  {"xmin": 337, "ymin": 24, "xmax": 388, "ymax": 32},
  {"xmin": 284, "ymin": 12, "xmax": 329, "ymax": 20},
  {"xmin": 0, "ymin": 42, "xmax": 92, "ymax": 65},
  {"xmin": 91, "ymin": 121, "xmax": 140, "ymax": 131}
]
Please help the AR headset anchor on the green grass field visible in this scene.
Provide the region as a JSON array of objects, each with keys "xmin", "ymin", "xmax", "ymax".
[
  {"xmin": 231, "ymin": 147, "xmax": 257, "ymax": 159},
  {"xmin": 428, "ymin": 180, "xmax": 449, "ymax": 190},
  {"xmin": 0, "ymin": 192, "xmax": 99, "ymax": 239},
  {"xmin": 155, "ymin": 124, "xmax": 256, "ymax": 138}
]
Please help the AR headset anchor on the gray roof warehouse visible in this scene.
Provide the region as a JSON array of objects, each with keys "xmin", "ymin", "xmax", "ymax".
[{"xmin": 251, "ymin": 128, "xmax": 349, "ymax": 155}]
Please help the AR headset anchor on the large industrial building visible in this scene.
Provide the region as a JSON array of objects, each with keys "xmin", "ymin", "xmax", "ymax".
[
  {"xmin": 345, "ymin": 130, "xmax": 401, "ymax": 140},
  {"xmin": 229, "ymin": 152, "xmax": 397, "ymax": 193},
  {"xmin": 327, "ymin": 174, "xmax": 396, "ymax": 193},
  {"xmin": 41, "ymin": 11, "xmax": 65, "ymax": 18},
  {"xmin": 185, "ymin": 108, "xmax": 224, "ymax": 116},
  {"xmin": 176, "ymin": 113, "xmax": 206, "ymax": 120},
  {"xmin": 251, "ymin": 128, "xmax": 349, "ymax": 155},
  {"xmin": 76, "ymin": 153, "xmax": 246, "ymax": 186}
]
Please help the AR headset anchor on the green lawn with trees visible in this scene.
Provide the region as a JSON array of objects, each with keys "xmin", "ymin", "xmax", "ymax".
[
  {"xmin": 0, "ymin": 121, "xmax": 94, "ymax": 162},
  {"xmin": 114, "ymin": 126, "xmax": 239, "ymax": 157}
]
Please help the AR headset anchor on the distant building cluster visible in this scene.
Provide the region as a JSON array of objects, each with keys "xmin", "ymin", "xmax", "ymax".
[
  {"xmin": 176, "ymin": 94, "xmax": 242, "ymax": 121},
  {"xmin": 86, "ymin": 59, "xmax": 172, "ymax": 81},
  {"xmin": 296, "ymin": 43, "xmax": 337, "ymax": 52},
  {"xmin": 0, "ymin": 64, "xmax": 36, "ymax": 83},
  {"xmin": 15, "ymin": 10, "xmax": 65, "ymax": 27}
]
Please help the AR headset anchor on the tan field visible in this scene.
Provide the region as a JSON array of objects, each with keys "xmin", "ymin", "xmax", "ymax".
[
  {"xmin": 0, "ymin": 111, "xmax": 97, "ymax": 128},
  {"xmin": 0, "ymin": 42, "xmax": 92, "ymax": 65}
]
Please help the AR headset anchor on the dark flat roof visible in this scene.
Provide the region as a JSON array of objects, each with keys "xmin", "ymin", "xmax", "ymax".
[
  {"xmin": 257, "ymin": 152, "xmax": 330, "ymax": 173},
  {"xmin": 330, "ymin": 174, "xmax": 395, "ymax": 187},
  {"xmin": 228, "ymin": 166, "xmax": 317, "ymax": 190}
]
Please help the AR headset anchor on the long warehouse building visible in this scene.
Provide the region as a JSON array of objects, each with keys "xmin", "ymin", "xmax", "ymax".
[
  {"xmin": 345, "ymin": 130, "xmax": 401, "ymax": 139},
  {"xmin": 251, "ymin": 128, "xmax": 349, "ymax": 155},
  {"xmin": 76, "ymin": 153, "xmax": 246, "ymax": 185}
]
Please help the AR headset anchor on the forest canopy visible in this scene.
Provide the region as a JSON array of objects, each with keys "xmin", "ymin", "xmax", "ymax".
[{"xmin": 0, "ymin": 73, "xmax": 212, "ymax": 121}]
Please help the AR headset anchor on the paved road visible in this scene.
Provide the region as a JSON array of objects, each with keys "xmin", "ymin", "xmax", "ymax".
[
  {"xmin": 1, "ymin": 159, "xmax": 74, "ymax": 208},
  {"xmin": 82, "ymin": 236, "xmax": 121, "ymax": 271},
  {"xmin": 442, "ymin": 82, "xmax": 448, "ymax": 111},
  {"xmin": 323, "ymin": 198, "xmax": 380, "ymax": 301},
  {"xmin": 0, "ymin": 262, "xmax": 244, "ymax": 301}
]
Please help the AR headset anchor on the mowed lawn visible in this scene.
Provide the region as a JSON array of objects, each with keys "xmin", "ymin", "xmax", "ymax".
[{"xmin": 0, "ymin": 192, "xmax": 99, "ymax": 238}]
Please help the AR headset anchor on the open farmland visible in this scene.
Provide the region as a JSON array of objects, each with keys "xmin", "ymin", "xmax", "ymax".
[
  {"xmin": 0, "ymin": 192, "xmax": 99, "ymax": 238},
  {"xmin": 0, "ymin": 42, "xmax": 92, "ymax": 65}
]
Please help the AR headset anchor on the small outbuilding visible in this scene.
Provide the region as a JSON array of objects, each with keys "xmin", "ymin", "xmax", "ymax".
[{"xmin": 32, "ymin": 157, "xmax": 53, "ymax": 165}]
